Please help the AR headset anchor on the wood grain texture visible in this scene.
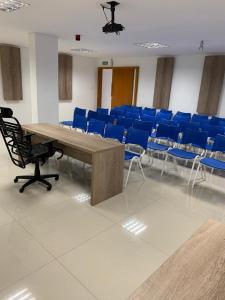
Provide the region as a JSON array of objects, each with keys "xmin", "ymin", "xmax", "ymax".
[
  {"xmin": 97, "ymin": 68, "xmax": 103, "ymax": 108},
  {"xmin": 23, "ymin": 123, "xmax": 124, "ymax": 205},
  {"xmin": 198, "ymin": 56, "xmax": 225, "ymax": 115},
  {"xmin": 0, "ymin": 45, "xmax": 23, "ymax": 100},
  {"xmin": 128, "ymin": 219, "xmax": 225, "ymax": 300},
  {"xmin": 58, "ymin": 53, "xmax": 72, "ymax": 100},
  {"xmin": 153, "ymin": 57, "xmax": 175, "ymax": 109}
]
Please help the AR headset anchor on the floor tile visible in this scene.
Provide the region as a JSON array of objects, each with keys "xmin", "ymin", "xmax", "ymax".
[
  {"xmin": 0, "ymin": 261, "xmax": 96, "ymax": 300},
  {"xmin": 0, "ymin": 222, "xmax": 53, "ymax": 291},
  {"xmin": 0, "ymin": 207, "xmax": 13, "ymax": 227},
  {"xmin": 19, "ymin": 201, "xmax": 114, "ymax": 257},
  {"xmin": 59, "ymin": 225, "xmax": 167, "ymax": 300}
]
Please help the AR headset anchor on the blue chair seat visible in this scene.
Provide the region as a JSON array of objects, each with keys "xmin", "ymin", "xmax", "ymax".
[
  {"xmin": 167, "ymin": 148, "xmax": 198, "ymax": 160},
  {"xmin": 125, "ymin": 151, "xmax": 140, "ymax": 161},
  {"xmin": 148, "ymin": 142, "xmax": 169, "ymax": 152},
  {"xmin": 61, "ymin": 121, "xmax": 73, "ymax": 127},
  {"xmin": 200, "ymin": 157, "xmax": 225, "ymax": 170}
]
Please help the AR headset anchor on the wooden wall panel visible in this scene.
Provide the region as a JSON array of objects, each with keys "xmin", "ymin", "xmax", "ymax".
[
  {"xmin": 0, "ymin": 45, "xmax": 23, "ymax": 100},
  {"xmin": 58, "ymin": 53, "xmax": 72, "ymax": 100},
  {"xmin": 153, "ymin": 57, "xmax": 174, "ymax": 109},
  {"xmin": 198, "ymin": 56, "xmax": 225, "ymax": 115}
]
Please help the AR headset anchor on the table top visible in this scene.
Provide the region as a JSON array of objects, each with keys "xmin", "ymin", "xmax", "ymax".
[
  {"xmin": 23, "ymin": 123, "xmax": 123, "ymax": 154},
  {"xmin": 128, "ymin": 219, "xmax": 225, "ymax": 300}
]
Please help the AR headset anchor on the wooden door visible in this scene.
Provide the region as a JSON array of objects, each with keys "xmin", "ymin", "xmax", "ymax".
[{"xmin": 111, "ymin": 67, "xmax": 135, "ymax": 108}]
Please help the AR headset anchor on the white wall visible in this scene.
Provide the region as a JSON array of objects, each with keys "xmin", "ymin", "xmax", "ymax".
[
  {"xmin": 0, "ymin": 47, "xmax": 32, "ymax": 124},
  {"xmin": 169, "ymin": 55, "xmax": 205, "ymax": 114},
  {"xmin": 59, "ymin": 55, "xmax": 98, "ymax": 121}
]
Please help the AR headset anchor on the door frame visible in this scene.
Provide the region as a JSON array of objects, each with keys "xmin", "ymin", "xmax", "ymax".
[{"xmin": 97, "ymin": 66, "xmax": 139, "ymax": 108}]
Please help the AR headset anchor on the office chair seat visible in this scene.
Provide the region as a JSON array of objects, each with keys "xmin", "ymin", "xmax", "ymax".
[
  {"xmin": 167, "ymin": 148, "xmax": 198, "ymax": 160},
  {"xmin": 200, "ymin": 157, "xmax": 225, "ymax": 170},
  {"xmin": 125, "ymin": 150, "xmax": 141, "ymax": 161}
]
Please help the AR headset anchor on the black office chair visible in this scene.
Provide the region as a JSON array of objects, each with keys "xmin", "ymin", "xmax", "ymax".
[{"xmin": 0, "ymin": 107, "xmax": 63, "ymax": 193}]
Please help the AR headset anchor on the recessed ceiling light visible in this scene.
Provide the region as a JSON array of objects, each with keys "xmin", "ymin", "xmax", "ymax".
[
  {"xmin": 135, "ymin": 42, "xmax": 169, "ymax": 49},
  {"xmin": 71, "ymin": 48, "xmax": 94, "ymax": 54},
  {"xmin": 0, "ymin": 0, "xmax": 30, "ymax": 12}
]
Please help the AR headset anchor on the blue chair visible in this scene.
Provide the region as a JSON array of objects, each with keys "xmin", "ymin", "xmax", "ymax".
[
  {"xmin": 96, "ymin": 113, "xmax": 114, "ymax": 124},
  {"xmin": 72, "ymin": 115, "xmax": 87, "ymax": 132},
  {"xmin": 173, "ymin": 112, "xmax": 191, "ymax": 122},
  {"xmin": 156, "ymin": 112, "xmax": 172, "ymax": 121},
  {"xmin": 185, "ymin": 122, "xmax": 200, "ymax": 131},
  {"xmin": 210, "ymin": 116, "xmax": 225, "ymax": 126},
  {"xmin": 104, "ymin": 124, "xmax": 124, "ymax": 143},
  {"xmin": 201, "ymin": 125, "xmax": 224, "ymax": 140},
  {"xmin": 192, "ymin": 134, "xmax": 225, "ymax": 188},
  {"xmin": 124, "ymin": 128, "xmax": 149, "ymax": 187},
  {"xmin": 160, "ymin": 109, "xmax": 172, "ymax": 114},
  {"xmin": 158, "ymin": 118, "xmax": 178, "ymax": 127},
  {"xmin": 133, "ymin": 120, "xmax": 154, "ymax": 136},
  {"xmin": 110, "ymin": 109, "xmax": 125, "ymax": 118},
  {"xmin": 148, "ymin": 124, "xmax": 180, "ymax": 161},
  {"xmin": 97, "ymin": 108, "xmax": 109, "ymax": 115},
  {"xmin": 117, "ymin": 117, "xmax": 133, "ymax": 130},
  {"xmin": 162, "ymin": 129, "xmax": 208, "ymax": 183},
  {"xmin": 87, "ymin": 119, "xmax": 105, "ymax": 136},
  {"xmin": 61, "ymin": 107, "xmax": 87, "ymax": 127},
  {"xmin": 74, "ymin": 107, "xmax": 86, "ymax": 117},
  {"xmin": 140, "ymin": 115, "xmax": 157, "ymax": 126},
  {"xmin": 192, "ymin": 114, "xmax": 208, "ymax": 123},
  {"xmin": 87, "ymin": 110, "xmax": 99, "ymax": 121}
]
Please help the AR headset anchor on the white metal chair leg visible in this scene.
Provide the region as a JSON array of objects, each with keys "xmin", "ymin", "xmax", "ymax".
[
  {"xmin": 192, "ymin": 163, "xmax": 201, "ymax": 188},
  {"xmin": 188, "ymin": 157, "xmax": 198, "ymax": 185},
  {"xmin": 124, "ymin": 158, "xmax": 134, "ymax": 188},
  {"xmin": 137, "ymin": 158, "xmax": 145, "ymax": 180},
  {"xmin": 161, "ymin": 153, "xmax": 169, "ymax": 176}
]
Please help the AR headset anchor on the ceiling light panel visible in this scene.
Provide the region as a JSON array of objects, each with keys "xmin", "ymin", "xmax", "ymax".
[
  {"xmin": 0, "ymin": 0, "xmax": 30, "ymax": 12},
  {"xmin": 135, "ymin": 42, "xmax": 169, "ymax": 49},
  {"xmin": 71, "ymin": 48, "xmax": 94, "ymax": 54}
]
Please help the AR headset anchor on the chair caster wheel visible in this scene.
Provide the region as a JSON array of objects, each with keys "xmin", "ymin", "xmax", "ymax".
[
  {"xmin": 14, "ymin": 178, "xmax": 18, "ymax": 183},
  {"xmin": 55, "ymin": 175, "xmax": 59, "ymax": 181},
  {"xmin": 47, "ymin": 186, "xmax": 52, "ymax": 191},
  {"xmin": 19, "ymin": 188, "xmax": 24, "ymax": 193}
]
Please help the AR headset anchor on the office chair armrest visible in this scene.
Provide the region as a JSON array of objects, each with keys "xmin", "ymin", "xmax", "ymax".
[{"xmin": 41, "ymin": 140, "xmax": 64, "ymax": 160}]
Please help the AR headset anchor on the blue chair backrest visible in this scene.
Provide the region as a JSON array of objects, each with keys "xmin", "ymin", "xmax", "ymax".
[
  {"xmin": 192, "ymin": 114, "xmax": 208, "ymax": 122},
  {"xmin": 158, "ymin": 118, "xmax": 178, "ymax": 127},
  {"xmin": 212, "ymin": 134, "xmax": 225, "ymax": 152},
  {"xmin": 181, "ymin": 129, "xmax": 208, "ymax": 149},
  {"xmin": 201, "ymin": 125, "xmax": 224, "ymax": 138},
  {"xmin": 97, "ymin": 108, "xmax": 109, "ymax": 115},
  {"xmin": 133, "ymin": 120, "xmax": 154, "ymax": 135},
  {"xmin": 87, "ymin": 119, "xmax": 105, "ymax": 136},
  {"xmin": 156, "ymin": 112, "xmax": 172, "ymax": 120},
  {"xmin": 96, "ymin": 113, "xmax": 114, "ymax": 124},
  {"xmin": 173, "ymin": 113, "xmax": 191, "ymax": 122},
  {"xmin": 156, "ymin": 124, "xmax": 180, "ymax": 142},
  {"xmin": 125, "ymin": 111, "xmax": 140, "ymax": 119},
  {"xmin": 142, "ymin": 108, "xmax": 156, "ymax": 116},
  {"xmin": 72, "ymin": 115, "xmax": 87, "ymax": 131},
  {"xmin": 74, "ymin": 107, "xmax": 86, "ymax": 117},
  {"xmin": 185, "ymin": 122, "xmax": 200, "ymax": 131},
  {"xmin": 104, "ymin": 124, "xmax": 124, "ymax": 143},
  {"xmin": 140, "ymin": 115, "xmax": 157, "ymax": 126},
  {"xmin": 117, "ymin": 117, "xmax": 133, "ymax": 129},
  {"xmin": 160, "ymin": 109, "xmax": 172, "ymax": 114},
  {"xmin": 210, "ymin": 116, "xmax": 225, "ymax": 126},
  {"xmin": 110, "ymin": 109, "xmax": 125, "ymax": 118},
  {"xmin": 125, "ymin": 128, "xmax": 149, "ymax": 149},
  {"xmin": 87, "ymin": 110, "xmax": 99, "ymax": 121}
]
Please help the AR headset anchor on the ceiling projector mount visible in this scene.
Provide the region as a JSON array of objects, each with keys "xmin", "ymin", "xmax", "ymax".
[{"xmin": 101, "ymin": 1, "xmax": 125, "ymax": 35}]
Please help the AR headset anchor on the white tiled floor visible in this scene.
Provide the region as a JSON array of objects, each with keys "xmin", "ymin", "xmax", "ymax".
[{"xmin": 0, "ymin": 141, "xmax": 225, "ymax": 299}]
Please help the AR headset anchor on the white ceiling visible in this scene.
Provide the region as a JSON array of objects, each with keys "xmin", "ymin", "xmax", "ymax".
[{"xmin": 0, "ymin": 0, "xmax": 225, "ymax": 57}]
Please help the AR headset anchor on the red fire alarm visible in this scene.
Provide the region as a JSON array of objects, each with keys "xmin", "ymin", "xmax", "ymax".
[{"xmin": 75, "ymin": 35, "xmax": 81, "ymax": 41}]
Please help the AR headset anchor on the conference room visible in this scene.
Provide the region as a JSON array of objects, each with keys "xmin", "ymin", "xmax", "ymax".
[{"xmin": 0, "ymin": 1, "xmax": 225, "ymax": 299}]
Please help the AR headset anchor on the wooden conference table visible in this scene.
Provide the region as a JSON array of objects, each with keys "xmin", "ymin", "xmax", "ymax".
[
  {"xmin": 128, "ymin": 219, "xmax": 225, "ymax": 300},
  {"xmin": 23, "ymin": 123, "xmax": 125, "ymax": 206}
]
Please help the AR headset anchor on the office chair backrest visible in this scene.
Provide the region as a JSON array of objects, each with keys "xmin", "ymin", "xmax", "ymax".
[
  {"xmin": 0, "ymin": 107, "xmax": 29, "ymax": 168},
  {"xmin": 104, "ymin": 124, "xmax": 124, "ymax": 143},
  {"xmin": 142, "ymin": 108, "xmax": 156, "ymax": 116},
  {"xmin": 156, "ymin": 124, "xmax": 180, "ymax": 142},
  {"xmin": 125, "ymin": 128, "xmax": 149, "ymax": 150},
  {"xmin": 212, "ymin": 134, "xmax": 225, "ymax": 153},
  {"xmin": 87, "ymin": 110, "xmax": 99, "ymax": 121},
  {"xmin": 117, "ymin": 116, "xmax": 133, "ymax": 129},
  {"xmin": 192, "ymin": 114, "xmax": 208, "ymax": 122},
  {"xmin": 201, "ymin": 125, "xmax": 224, "ymax": 138}
]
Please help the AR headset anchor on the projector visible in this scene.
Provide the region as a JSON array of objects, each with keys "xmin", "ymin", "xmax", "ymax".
[
  {"xmin": 102, "ymin": 22, "xmax": 125, "ymax": 34},
  {"xmin": 101, "ymin": 1, "xmax": 125, "ymax": 35}
]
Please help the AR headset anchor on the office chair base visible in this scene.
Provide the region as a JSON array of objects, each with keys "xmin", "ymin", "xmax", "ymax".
[{"xmin": 14, "ymin": 161, "xmax": 59, "ymax": 193}]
